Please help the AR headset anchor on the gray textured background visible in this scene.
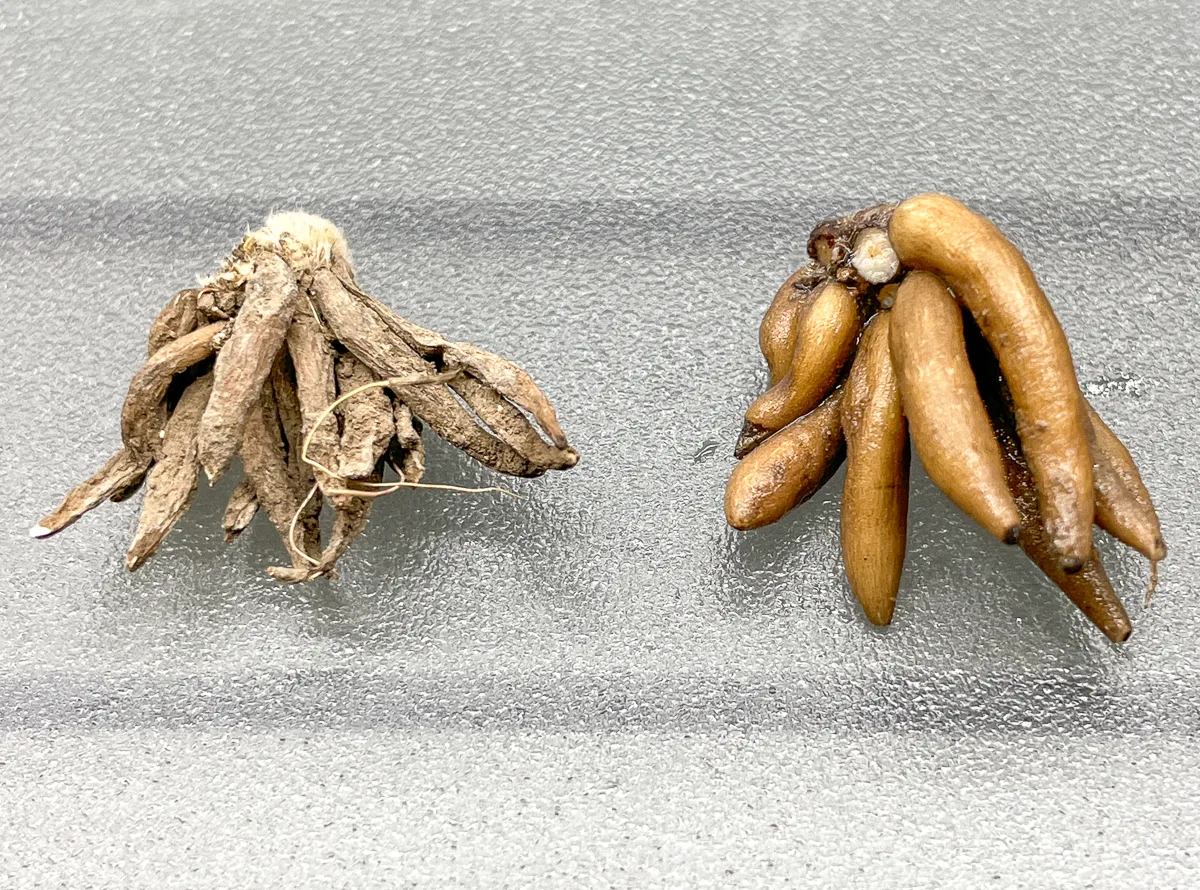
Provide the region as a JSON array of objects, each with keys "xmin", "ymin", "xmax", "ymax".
[{"xmin": 2, "ymin": 1, "xmax": 1199, "ymax": 887}]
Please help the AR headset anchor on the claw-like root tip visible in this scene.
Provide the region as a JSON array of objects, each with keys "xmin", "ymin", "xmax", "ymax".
[
  {"xmin": 29, "ymin": 523, "xmax": 53, "ymax": 539},
  {"xmin": 734, "ymin": 421, "xmax": 771, "ymax": 459},
  {"xmin": 1144, "ymin": 558, "xmax": 1161, "ymax": 609}
]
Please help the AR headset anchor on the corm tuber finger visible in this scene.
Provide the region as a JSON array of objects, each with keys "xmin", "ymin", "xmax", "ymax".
[
  {"xmin": 840, "ymin": 313, "xmax": 909, "ymax": 626},
  {"xmin": 126, "ymin": 374, "xmax": 213, "ymax": 570},
  {"xmin": 888, "ymin": 193, "xmax": 1094, "ymax": 572},
  {"xmin": 741, "ymin": 280, "xmax": 861, "ymax": 443},
  {"xmin": 759, "ymin": 264, "xmax": 826, "ymax": 386},
  {"xmin": 121, "ymin": 321, "xmax": 229, "ymax": 460},
  {"xmin": 724, "ymin": 388, "xmax": 845, "ymax": 531},
  {"xmin": 198, "ymin": 250, "xmax": 299, "ymax": 482},
  {"xmin": 1085, "ymin": 400, "xmax": 1167, "ymax": 564},
  {"xmin": 890, "ymin": 270, "xmax": 1020, "ymax": 543}
]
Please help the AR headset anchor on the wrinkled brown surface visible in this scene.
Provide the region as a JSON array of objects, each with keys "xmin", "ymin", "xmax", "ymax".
[
  {"xmin": 890, "ymin": 271, "xmax": 1019, "ymax": 543},
  {"xmin": 108, "ymin": 470, "xmax": 148, "ymax": 504},
  {"xmin": 36, "ymin": 449, "xmax": 152, "ymax": 536},
  {"xmin": 744, "ymin": 281, "xmax": 861, "ymax": 434},
  {"xmin": 343, "ymin": 279, "xmax": 572, "ymax": 451},
  {"xmin": 724, "ymin": 388, "xmax": 845, "ymax": 531},
  {"xmin": 271, "ymin": 354, "xmax": 321, "ymax": 549},
  {"xmin": 889, "ymin": 193, "xmax": 1094, "ymax": 571},
  {"xmin": 450, "ymin": 375, "xmax": 578, "ymax": 470},
  {"xmin": 269, "ymin": 471, "xmax": 379, "ymax": 584},
  {"xmin": 286, "ymin": 308, "xmax": 343, "ymax": 497},
  {"xmin": 222, "ymin": 477, "xmax": 259, "ymax": 543},
  {"xmin": 121, "ymin": 321, "xmax": 228, "ymax": 460},
  {"xmin": 759, "ymin": 264, "xmax": 827, "ymax": 386},
  {"xmin": 199, "ymin": 250, "xmax": 299, "ymax": 481},
  {"xmin": 309, "ymin": 269, "xmax": 543, "ymax": 477},
  {"xmin": 36, "ymin": 222, "xmax": 578, "ymax": 583},
  {"xmin": 240, "ymin": 383, "xmax": 315, "ymax": 568},
  {"xmin": 196, "ymin": 281, "xmax": 242, "ymax": 321},
  {"xmin": 335, "ymin": 351, "xmax": 394, "ymax": 479},
  {"xmin": 390, "ymin": 400, "xmax": 426, "ymax": 483},
  {"xmin": 1085, "ymin": 401, "xmax": 1166, "ymax": 562},
  {"xmin": 126, "ymin": 374, "xmax": 213, "ymax": 570},
  {"xmin": 840, "ymin": 314, "xmax": 909, "ymax": 627},
  {"xmin": 147, "ymin": 288, "xmax": 200, "ymax": 357}
]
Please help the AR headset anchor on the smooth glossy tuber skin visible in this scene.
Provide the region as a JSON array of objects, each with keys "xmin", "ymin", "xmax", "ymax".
[
  {"xmin": 724, "ymin": 389, "xmax": 845, "ymax": 531},
  {"xmin": 758, "ymin": 264, "xmax": 827, "ymax": 386},
  {"xmin": 994, "ymin": 401, "xmax": 1132, "ymax": 643},
  {"xmin": 1085, "ymin": 401, "xmax": 1167, "ymax": 564},
  {"xmin": 890, "ymin": 271, "xmax": 1020, "ymax": 543},
  {"xmin": 968, "ymin": 326, "xmax": 1132, "ymax": 642},
  {"xmin": 743, "ymin": 280, "xmax": 861, "ymax": 437},
  {"xmin": 888, "ymin": 193, "xmax": 1093, "ymax": 573},
  {"xmin": 840, "ymin": 314, "xmax": 909, "ymax": 626}
]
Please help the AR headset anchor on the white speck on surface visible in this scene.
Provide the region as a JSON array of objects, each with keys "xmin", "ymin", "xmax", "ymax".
[{"xmin": 852, "ymin": 228, "xmax": 901, "ymax": 284}]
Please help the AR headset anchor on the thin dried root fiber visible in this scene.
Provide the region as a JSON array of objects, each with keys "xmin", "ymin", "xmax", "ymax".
[
  {"xmin": 34, "ymin": 211, "xmax": 579, "ymax": 580},
  {"xmin": 727, "ymin": 193, "xmax": 1165, "ymax": 642}
]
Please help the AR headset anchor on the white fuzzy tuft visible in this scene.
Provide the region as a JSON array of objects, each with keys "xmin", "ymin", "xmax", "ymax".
[
  {"xmin": 201, "ymin": 210, "xmax": 355, "ymax": 290},
  {"xmin": 254, "ymin": 211, "xmax": 352, "ymax": 267},
  {"xmin": 29, "ymin": 523, "xmax": 53, "ymax": 538},
  {"xmin": 851, "ymin": 228, "xmax": 900, "ymax": 284}
]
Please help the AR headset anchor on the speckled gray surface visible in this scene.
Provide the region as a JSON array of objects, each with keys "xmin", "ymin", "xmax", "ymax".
[{"xmin": 2, "ymin": 1, "xmax": 1199, "ymax": 887}]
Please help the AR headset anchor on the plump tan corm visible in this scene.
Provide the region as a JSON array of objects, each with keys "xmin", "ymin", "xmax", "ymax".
[
  {"xmin": 33, "ymin": 212, "xmax": 579, "ymax": 581},
  {"xmin": 726, "ymin": 193, "xmax": 1165, "ymax": 642}
]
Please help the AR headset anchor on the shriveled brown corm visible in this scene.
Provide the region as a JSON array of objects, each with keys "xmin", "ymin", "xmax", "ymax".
[
  {"xmin": 33, "ymin": 212, "xmax": 579, "ymax": 580},
  {"xmin": 725, "ymin": 194, "xmax": 1165, "ymax": 641}
]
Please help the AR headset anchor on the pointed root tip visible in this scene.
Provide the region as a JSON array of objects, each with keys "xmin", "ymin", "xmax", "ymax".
[
  {"xmin": 725, "ymin": 510, "xmax": 764, "ymax": 532},
  {"xmin": 734, "ymin": 422, "xmax": 771, "ymax": 459},
  {"xmin": 125, "ymin": 554, "xmax": 144, "ymax": 572},
  {"xmin": 864, "ymin": 609, "xmax": 896, "ymax": 627},
  {"xmin": 1107, "ymin": 623, "xmax": 1133, "ymax": 645},
  {"xmin": 560, "ymin": 447, "xmax": 580, "ymax": 469},
  {"xmin": 28, "ymin": 523, "xmax": 54, "ymax": 539}
]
